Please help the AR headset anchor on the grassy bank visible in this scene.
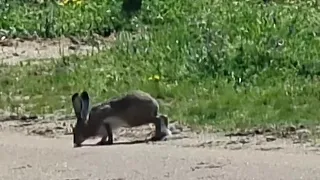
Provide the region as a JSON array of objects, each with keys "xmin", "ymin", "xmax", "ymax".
[{"xmin": 0, "ymin": 0, "xmax": 320, "ymax": 130}]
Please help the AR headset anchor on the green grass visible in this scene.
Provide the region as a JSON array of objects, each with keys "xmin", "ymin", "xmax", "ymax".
[{"xmin": 1, "ymin": 0, "xmax": 320, "ymax": 131}]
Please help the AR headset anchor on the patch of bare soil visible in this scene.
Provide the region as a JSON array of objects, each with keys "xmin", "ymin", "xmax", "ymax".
[
  {"xmin": 1, "ymin": 112, "xmax": 320, "ymax": 179},
  {"xmin": 0, "ymin": 35, "xmax": 115, "ymax": 65},
  {"xmin": 1, "ymin": 111, "xmax": 320, "ymax": 153}
]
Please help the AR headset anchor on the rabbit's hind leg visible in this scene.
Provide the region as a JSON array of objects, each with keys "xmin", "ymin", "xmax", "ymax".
[{"xmin": 150, "ymin": 115, "xmax": 172, "ymax": 141}]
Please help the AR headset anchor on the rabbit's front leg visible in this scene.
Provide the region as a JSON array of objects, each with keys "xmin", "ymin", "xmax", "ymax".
[
  {"xmin": 97, "ymin": 136, "xmax": 108, "ymax": 145},
  {"xmin": 105, "ymin": 123, "xmax": 114, "ymax": 144},
  {"xmin": 96, "ymin": 123, "xmax": 113, "ymax": 145}
]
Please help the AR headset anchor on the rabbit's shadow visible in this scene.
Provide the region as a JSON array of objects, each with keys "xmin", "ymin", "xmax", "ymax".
[{"xmin": 79, "ymin": 139, "xmax": 151, "ymax": 147}]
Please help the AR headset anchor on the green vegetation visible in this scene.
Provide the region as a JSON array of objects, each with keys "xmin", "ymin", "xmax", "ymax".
[{"xmin": 1, "ymin": 0, "xmax": 320, "ymax": 130}]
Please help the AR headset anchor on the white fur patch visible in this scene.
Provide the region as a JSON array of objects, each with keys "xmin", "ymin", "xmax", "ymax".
[
  {"xmin": 165, "ymin": 128, "xmax": 172, "ymax": 136},
  {"xmin": 103, "ymin": 116, "xmax": 130, "ymax": 129}
]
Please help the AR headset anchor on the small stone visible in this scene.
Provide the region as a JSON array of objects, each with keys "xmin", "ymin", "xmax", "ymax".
[
  {"xmin": 168, "ymin": 124, "xmax": 182, "ymax": 134},
  {"xmin": 264, "ymin": 128, "xmax": 273, "ymax": 134},
  {"xmin": 266, "ymin": 135, "xmax": 277, "ymax": 142},
  {"xmin": 69, "ymin": 36, "xmax": 81, "ymax": 45},
  {"xmin": 68, "ymin": 45, "xmax": 79, "ymax": 50},
  {"xmin": 239, "ymin": 138, "xmax": 250, "ymax": 144},
  {"xmin": 297, "ymin": 129, "xmax": 312, "ymax": 142},
  {"xmin": 226, "ymin": 140, "xmax": 238, "ymax": 145},
  {"xmin": 254, "ymin": 128, "xmax": 263, "ymax": 135},
  {"xmin": 226, "ymin": 144, "xmax": 243, "ymax": 150},
  {"xmin": 54, "ymin": 126, "xmax": 64, "ymax": 130},
  {"xmin": 8, "ymin": 115, "xmax": 19, "ymax": 120},
  {"xmin": 16, "ymin": 38, "xmax": 24, "ymax": 42},
  {"xmin": 30, "ymin": 128, "xmax": 54, "ymax": 136},
  {"xmin": 297, "ymin": 129, "xmax": 311, "ymax": 137},
  {"xmin": 196, "ymin": 141, "xmax": 214, "ymax": 148},
  {"xmin": 214, "ymin": 140, "xmax": 226, "ymax": 146},
  {"xmin": 174, "ymin": 124, "xmax": 184, "ymax": 132},
  {"xmin": 20, "ymin": 115, "xmax": 37, "ymax": 121},
  {"xmin": 29, "ymin": 115, "xmax": 38, "ymax": 120},
  {"xmin": 286, "ymin": 125, "xmax": 296, "ymax": 132}
]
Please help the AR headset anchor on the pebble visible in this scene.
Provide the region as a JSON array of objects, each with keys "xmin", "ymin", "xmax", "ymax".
[{"xmin": 266, "ymin": 135, "xmax": 277, "ymax": 142}]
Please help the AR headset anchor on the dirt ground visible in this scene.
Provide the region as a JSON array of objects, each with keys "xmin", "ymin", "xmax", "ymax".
[
  {"xmin": 0, "ymin": 36, "xmax": 113, "ymax": 65},
  {"xmin": 1, "ymin": 116, "xmax": 320, "ymax": 180},
  {"xmin": 1, "ymin": 39, "xmax": 320, "ymax": 180}
]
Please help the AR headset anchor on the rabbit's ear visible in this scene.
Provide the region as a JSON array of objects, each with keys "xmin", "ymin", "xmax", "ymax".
[
  {"xmin": 80, "ymin": 91, "xmax": 90, "ymax": 121},
  {"xmin": 72, "ymin": 93, "xmax": 82, "ymax": 120}
]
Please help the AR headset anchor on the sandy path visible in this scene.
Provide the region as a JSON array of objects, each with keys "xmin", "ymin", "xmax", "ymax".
[{"xmin": 0, "ymin": 129, "xmax": 319, "ymax": 180}]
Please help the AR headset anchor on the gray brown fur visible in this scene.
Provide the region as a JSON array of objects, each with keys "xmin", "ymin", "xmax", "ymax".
[{"xmin": 71, "ymin": 90, "xmax": 171, "ymax": 147}]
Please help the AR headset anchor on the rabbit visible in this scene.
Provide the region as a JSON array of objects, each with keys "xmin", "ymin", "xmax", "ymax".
[{"xmin": 71, "ymin": 90, "xmax": 172, "ymax": 147}]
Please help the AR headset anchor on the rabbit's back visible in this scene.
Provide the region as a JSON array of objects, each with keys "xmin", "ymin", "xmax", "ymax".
[
  {"xmin": 111, "ymin": 90, "xmax": 160, "ymax": 127},
  {"xmin": 90, "ymin": 90, "xmax": 160, "ymax": 128}
]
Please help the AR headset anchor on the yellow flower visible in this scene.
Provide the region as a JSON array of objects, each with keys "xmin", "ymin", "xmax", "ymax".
[
  {"xmin": 148, "ymin": 75, "xmax": 161, "ymax": 81},
  {"xmin": 58, "ymin": 0, "xmax": 82, "ymax": 6},
  {"xmin": 72, "ymin": 0, "xmax": 82, "ymax": 5},
  {"xmin": 75, "ymin": 0, "xmax": 82, "ymax": 5},
  {"xmin": 58, "ymin": 0, "xmax": 69, "ymax": 6}
]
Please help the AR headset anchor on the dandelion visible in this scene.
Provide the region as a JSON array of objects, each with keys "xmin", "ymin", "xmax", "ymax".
[
  {"xmin": 75, "ymin": 0, "xmax": 82, "ymax": 5},
  {"xmin": 58, "ymin": 0, "xmax": 82, "ymax": 6},
  {"xmin": 148, "ymin": 75, "xmax": 161, "ymax": 81},
  {"xmin": 72, "ymin": 0, "xmax": 82, "ymax": 5},
  {"xmin": 58, "ymin": 0, "xmax": 69, "ymax": 6}
]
